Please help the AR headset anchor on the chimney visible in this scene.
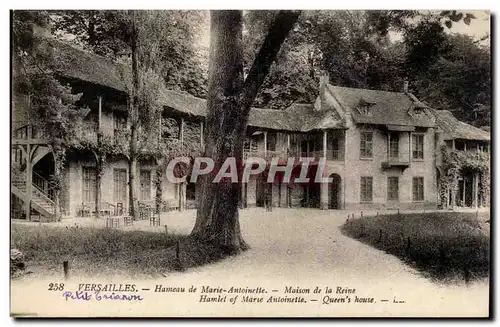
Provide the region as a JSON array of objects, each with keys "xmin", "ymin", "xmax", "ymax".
[
  {"xmin": 403, "ymin": 78, "xmax": 409, "ymax": 93},
  {"xmin": 315, "ymin": 70, "xmax": 330, "ymax": 112}
]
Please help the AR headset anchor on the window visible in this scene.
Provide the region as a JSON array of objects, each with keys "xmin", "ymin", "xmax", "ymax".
[
  {"xmin": 412, "ymin": 134, "xmax": 424, "ymax": 159},
  {"xmin": 140, "ymin": 170, "xmax": 151, "ymax": 200},
  {"xmin": 360, "ymin": 177, "xmax": 373, "ymax": 202},
  {"xmin": 329, "ymin": 137, "xmax": 341, "ymax": 160},
  {"xmin": 266, "ymin": 133, "xmax": 277, "ymax": 152},
  {"xmin": 113, "ymin": 169, "xmax": 127, "ymax": 204},
  {"xmin": 387, "ymin": 177, "xmax": 399, "ymax": 201},
  {"xmin": 82, "ymin": 167, "xmax": 96, "ymax": 202},
  {"xmin": 360, "ymin": 132, "xmax": 373, "ymax": 158},
  {"xmin": 389, "ymin": 133, "xmax": 399, "ymax": 158},
  {"xmin": 114, "ymin": 113, "xmax": 127, "ymax": 130},
  {"xmin": 412, "ymin": 177, "xmax": 424, "ymax": 201}
]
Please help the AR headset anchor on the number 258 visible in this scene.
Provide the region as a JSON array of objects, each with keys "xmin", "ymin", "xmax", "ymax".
[{"xmin": 48, "ymin": 283, "xmax": 64, "ymax": 291}]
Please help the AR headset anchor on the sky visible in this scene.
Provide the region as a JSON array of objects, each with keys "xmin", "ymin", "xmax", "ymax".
[
  {"xmin": 196, "ymin": 10, "xmax": 491, "ymax": 49},
  {"xmin": 390, "ymin": 10, "xmax": 490, "ymax": 46},
  {"xmin": 448, "ymin": 10, "xmax": 490, "ymax": 45}
]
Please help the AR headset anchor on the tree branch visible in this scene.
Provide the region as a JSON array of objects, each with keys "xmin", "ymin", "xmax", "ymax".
[{"xmin": 240, "ymin": 10, "xmax": 301, "ymax": 116}]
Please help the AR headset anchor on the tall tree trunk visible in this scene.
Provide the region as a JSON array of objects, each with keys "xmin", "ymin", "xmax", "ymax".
[
  {"xmin": 155, "ymin": 158, "xmax": 164, "ymax": 214},
  {"xmin": 128, "ymin": 10, "xmax": 140, "ymax": 219},
  {"xmin": 52, "ymin": 145, "xmax": 64, "ymax": 222},
  {"xmin": 92, "ymin": 148, "xmax": 102, "ymax": 219},
  {"xmin": 128, "ymin": 153, "xmax": 138, "ymax": 218},
  {"xmin": 191, "ymin": 10, "xmax": 300, "ymax": 253}
]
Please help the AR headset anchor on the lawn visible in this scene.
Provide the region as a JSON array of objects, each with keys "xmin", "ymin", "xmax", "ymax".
[
  {"xmin": 11, "ymin": 224, "xmax": 229, "ymax": 278},
  {"xmin": 341, "ymin": 211, "xmax": 490, "ymax": 283}
]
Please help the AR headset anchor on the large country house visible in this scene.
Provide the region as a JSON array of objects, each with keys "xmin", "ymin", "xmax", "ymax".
[{"xmin": 11, "ymin": 35, "xmax": 491, "ymax": 221}]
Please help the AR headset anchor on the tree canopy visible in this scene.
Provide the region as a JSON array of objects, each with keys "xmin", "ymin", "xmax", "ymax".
[{"xmin": 242, "ymin": 10, "xmax": 490, "ymax": 128}]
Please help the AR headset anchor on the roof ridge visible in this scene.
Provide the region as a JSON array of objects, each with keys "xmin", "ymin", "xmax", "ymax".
[
  {"xmin": 47, "ymin": 36, "xmax": 127, "ymax": 69},
  {"xmin": 327, "ymin": 84, "xmax": 406, "ymax": 95}
]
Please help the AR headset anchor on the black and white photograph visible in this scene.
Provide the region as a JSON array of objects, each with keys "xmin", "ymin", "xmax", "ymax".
[{"xmin": 9, "ymin": 8, "xmax": 491, "ymax": 317}]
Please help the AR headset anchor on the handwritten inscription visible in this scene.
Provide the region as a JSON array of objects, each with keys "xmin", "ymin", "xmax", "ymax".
[{"xmin": 62, "ymin": 291, "xmax": 143, "ymax": 302}]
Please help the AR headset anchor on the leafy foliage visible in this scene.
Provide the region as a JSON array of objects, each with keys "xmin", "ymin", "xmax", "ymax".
[
  {"xmin": 243, "ymin": 10, "xmax": 489, "ymax": 128},
  {"xmin": 439, "ymin": 146, "xmax": 490, "ymax": 207},
  {"xmin": 51, "ymin": 10, "xmax": 208, "ymax": 98}
]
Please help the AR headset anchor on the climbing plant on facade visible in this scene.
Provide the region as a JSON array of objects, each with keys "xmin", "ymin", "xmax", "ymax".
[{"xmin": 439, "ymin": 145, "xmax": 490, "ymax": 207}]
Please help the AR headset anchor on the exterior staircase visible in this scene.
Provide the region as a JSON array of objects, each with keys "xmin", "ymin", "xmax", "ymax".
[{"xmin": 11, "ymin": 168, "xmax": 56, "ymax": 221}]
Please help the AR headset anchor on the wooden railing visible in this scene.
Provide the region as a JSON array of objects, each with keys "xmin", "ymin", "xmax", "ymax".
[
  {"xmin": 32, "ymin": 171, "xmax": 55, "ymax": 202},
  {"xmin": 243, "ymin": 149, "xmax": 345, "ymax": 162},
  {"xmin": 12, "ymin": 122, "xmax": 45, "ymax": 140}
]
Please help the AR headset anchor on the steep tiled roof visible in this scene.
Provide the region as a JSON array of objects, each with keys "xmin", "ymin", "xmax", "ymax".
[
  {"xmin": 49, "ymin": 38, "xmax": 131, "ymax": 92},
  {"xmin": 45, "ymin": 37, "xmax": 486, "ymax": 138},
  {"xmin": 431, "ymin": 109, "xmax": 490, "ymax": 141},
  {"xmin": 250, "ymin": 103, "xmax": 345, "ymax": 132},
  {"xmin": 326, "ymin": 85, "xmax": 435, "ymax": 128}
]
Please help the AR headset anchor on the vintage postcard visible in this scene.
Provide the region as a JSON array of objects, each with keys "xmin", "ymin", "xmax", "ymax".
[{"xmin": 10, "ymin": 9, "xmax": 491, "ymax": 317}]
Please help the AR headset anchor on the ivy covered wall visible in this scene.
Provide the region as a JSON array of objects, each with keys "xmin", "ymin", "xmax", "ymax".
[{"xmin": 438, "ymin": 145, "xmax": 490, "ymax": 207}]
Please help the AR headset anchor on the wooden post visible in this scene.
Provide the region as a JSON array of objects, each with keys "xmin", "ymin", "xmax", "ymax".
[
  {"xmin": 387, "ymin": 132, "xmax": 390, "ymax": 160},
  {"xmin": 452, "ymin": 139, "xmax": 455, "ymax": 151},
  {"xmin": 175, "ymin": 241, "xmax": 182, "ymax": 271},
  {"xmin": 98, "ymin": 96, "xmax": 102, "ymax": 131},
  {"xmin": 451, "ymin": 185, "xmax": 456, "ymax": 209},
  {"xmin": 164, "ymin": 225, "xmax": 168, "ymax": 234},
  {"xmin": 25, "ymin": 124, "xmax": 33, "ymax": 221},
  {"xmin": 462, "ymin": 178, "xmax": 466, "ymax": 207},
  {"xmin": 406, "ymin": 237, "xmax": 411, "ymax": 257},
  {"xmin": 474, "ymin": 172, "xmax": 479, "ymax": 209},
  {"xmin": 464, "ymin": 264, "xmax": 471, "ymax": 285},
  {"xmin": 180, "ymin": 118, "xmax": 185, "ymax": 144},
  {"xmin": 25, "ymin": 146, "xmax": 32, "ymax": 221},
  {"xmin": 287, "ymin": 134, "xmax": 290, "ymax": 153},
  {"xmin": 200, "ymin": 121, "xmax": 204, "ymax": 147},
  {"xmin": 63, "ymin": 260, "xmax": 69, "ymax": 280},
  {"xmin": 323, "ymin": 130, "xmax": 327, "ymax": 158},
  {"xmin": 263, "ymin": 131, "xmax": 268, "ymax": 157},
  {"xmin": 409, "ymin": 131, "xmax": 412, "ymax": 165}
]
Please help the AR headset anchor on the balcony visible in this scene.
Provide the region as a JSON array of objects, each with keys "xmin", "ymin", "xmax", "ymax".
[
  {"xmin": 75, "ymin": 121, "xmax": 98, "ymax": 144},
  {"xmin": 381, "ymin": 160, "xmax": 410, "ymax": 170},
  {"xmin": 243, "ymin": 150, "xmax": 287, "ymax": 161},
  {"xmin": 327, "ymin": 149, "xmax": 344, "ymax": 161},
  {"xmin": 74, "ymin": 122, "xmax": 130, "ymax": 149},
  {"xmin": 242, "ymin": 149, "xmax": 345, "ymax": 163}
]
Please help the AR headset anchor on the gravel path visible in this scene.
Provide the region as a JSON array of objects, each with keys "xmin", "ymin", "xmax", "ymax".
[{"xmin": 11, "ymin": 208, "xmax": 489, "ymax": 317}]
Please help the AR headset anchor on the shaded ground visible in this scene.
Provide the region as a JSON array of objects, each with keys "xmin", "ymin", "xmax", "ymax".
[
  {"xmin": 11, "ymin": 220, "xmax": 229, "ymax": 278},
  {"xmin": 341, "ymin": 211, "xmax": 490, "ymax": 283},
  {"xmin": 11, "ymin": 208, "xmax": 490, "ymax": 317}
]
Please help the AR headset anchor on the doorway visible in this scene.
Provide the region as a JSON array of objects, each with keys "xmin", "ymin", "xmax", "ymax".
[{"xmin": 329, "ymin": 173, "xmax": 341, "ymax": 209}]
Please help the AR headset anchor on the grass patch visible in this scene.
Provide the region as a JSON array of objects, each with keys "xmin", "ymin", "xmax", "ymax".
[
  {"xmin": 341, "ymin": 211, "xmax": 490, "ymax": 283},
  {"xmin": 11, "ymin": 224, "xmax": 231, "ymax": 278}
]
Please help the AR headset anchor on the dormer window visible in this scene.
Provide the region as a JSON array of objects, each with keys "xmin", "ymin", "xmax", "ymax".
[
  {"xmin": 408, "ymin": 105, "xmax": 426, "ymax": 119},
  {"xmin": 356, "ymin": 98, "xmax": 376, "ymax": 116}
]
